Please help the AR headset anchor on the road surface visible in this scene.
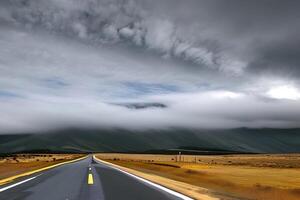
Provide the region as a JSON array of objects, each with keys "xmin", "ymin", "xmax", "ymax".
[{"xmin": 0, "ymin": 156, "xmax": 191, "ymax": 200}]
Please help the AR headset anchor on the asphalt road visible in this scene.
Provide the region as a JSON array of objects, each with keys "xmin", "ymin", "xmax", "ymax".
[{"xmin": 0, "ymin": 156, "xmax": 190, "ymax": 200}]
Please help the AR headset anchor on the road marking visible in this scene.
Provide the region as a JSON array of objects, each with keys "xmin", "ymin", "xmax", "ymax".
[
  {"xmin": 88, "ymin": 173, "xmax": 94, "ymax": 185},
  {"xmin": 0, "ymin": 174, "xmax": 41, "ymax": 193},
  {"xmin": 93, "ymin": 156, "xmax": 194, "ymax": 200},
  {"xmin": 0, "ymin": 156, "xmax": 88, "ymax": 186}
]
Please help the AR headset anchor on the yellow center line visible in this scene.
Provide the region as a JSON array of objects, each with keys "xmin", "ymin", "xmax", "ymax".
[
  {"xmin": 88, "ymin": 173, "xmax": 94, "ymax": 185},
  {"xmin": 0, "ymin": 156, "xmax": 88, "ymax": 186}
]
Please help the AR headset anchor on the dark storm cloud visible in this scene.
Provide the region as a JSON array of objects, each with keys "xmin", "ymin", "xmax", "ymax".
[
  {"xmin": 207, "ymin": 0, "xmax": 300, "ymax": 76},
  {"xmin": 166, "ymin": 0, "xmax": 300, "ymax": 76},
  {"xmin": 0, "ymin": 0, "xmax": 300, "ymax": 132},
  {"xmin": 247, "ymin": 37, "xmax": 300, "ymax": 77},
  {"xmin": 2, "ymin": 0, "xmax": 299, "ymax": 76},
  {"xmin": 147, "ymin": 0, "xmax": 300, "ymax": 76}
]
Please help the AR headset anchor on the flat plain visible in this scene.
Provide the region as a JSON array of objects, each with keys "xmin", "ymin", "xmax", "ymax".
[
  {"xmin": 0, "ymin": 154, "xmax": 83, "ymax": 180},
  {"xmin": 97, "ymin": 153, "xmax": 300, "ymax": 200}
]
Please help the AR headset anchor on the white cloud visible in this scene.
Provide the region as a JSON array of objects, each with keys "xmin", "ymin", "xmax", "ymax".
[
  {"xmin": 210, "ymin": 91, "xmax": 243, "ymax": 99},
  {"xmin": 144, "ymin": 19, "xmax": 175, "ymax": 53},
  {"xmin": 267, "ymin": 85, "xmax": 300, "ymax": 100}
]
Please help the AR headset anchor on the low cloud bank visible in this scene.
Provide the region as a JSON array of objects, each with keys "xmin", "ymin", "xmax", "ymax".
[{"xmin": 1, "ymin": 91, "xmax": 300, "ymax": 133}]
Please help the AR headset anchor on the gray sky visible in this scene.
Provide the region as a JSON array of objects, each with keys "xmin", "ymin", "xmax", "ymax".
[{"xmin": 0, "ymin": 0, "xmax": 300, "ymax": 133}]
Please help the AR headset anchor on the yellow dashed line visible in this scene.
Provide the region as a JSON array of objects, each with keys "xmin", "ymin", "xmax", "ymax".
[{"xmin": 88, "ymin": 173, "xmax": 94, "ymax": 185}]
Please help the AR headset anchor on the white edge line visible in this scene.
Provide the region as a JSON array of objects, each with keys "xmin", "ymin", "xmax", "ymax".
[
  {"xmin": 0, "ymin": 174, "xmax": 42, "ymax": 193},
  {"xmin": 93, "ymin": 156, "xmax": 194, "ymax": 200}
]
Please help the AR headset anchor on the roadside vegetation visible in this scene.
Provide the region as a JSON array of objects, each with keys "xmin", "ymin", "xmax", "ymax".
[
  {"xmin": 0, "ymin": 154, "xmax": 83, "ymax": 180},
  {"xmin": 96, "ymin": 153, "xmax": 300, "ymax": 200}
]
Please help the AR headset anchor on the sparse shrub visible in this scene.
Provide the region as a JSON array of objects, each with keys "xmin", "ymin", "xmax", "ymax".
[
  {"xmin": 292, "ymin": 189, "xmax": 300, "ymax": 195},
  {"xmin": 185, "ymin": 169, "xmax": 199, "ymax": 174},
  {"xmin": 254, "ymin": 183, "xmax": 272, "ymax": 191}
]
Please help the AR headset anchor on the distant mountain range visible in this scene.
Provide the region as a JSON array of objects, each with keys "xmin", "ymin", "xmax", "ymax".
[{"xmin": 0, "ymin": 128, "xmax": 299, "ymax": 154}]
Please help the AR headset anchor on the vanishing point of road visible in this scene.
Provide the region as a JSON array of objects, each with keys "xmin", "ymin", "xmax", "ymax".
[{"xmin": 0, "ymin": 156, "xmax": 192, "ymax": 200}]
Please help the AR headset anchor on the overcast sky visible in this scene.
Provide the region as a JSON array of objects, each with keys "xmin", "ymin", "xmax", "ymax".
[{"xmin": 0, "ymin": 0, "xmax": 300, "ymax": 133}]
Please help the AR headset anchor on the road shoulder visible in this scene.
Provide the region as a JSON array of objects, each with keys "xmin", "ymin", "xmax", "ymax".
[{"xmin": 93, "ymin": 155, "xmax": 219, "ymax": 200}]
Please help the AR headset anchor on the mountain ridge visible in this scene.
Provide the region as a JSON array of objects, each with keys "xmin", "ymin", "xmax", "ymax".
[{"xmin": 0, "ymin": 128, "xmax": 299, "ymax": 154}]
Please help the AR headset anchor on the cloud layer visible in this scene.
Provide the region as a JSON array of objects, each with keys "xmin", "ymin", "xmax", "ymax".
[
  {"xmin": 0, "ymin": 0, "xmax": 253, "ymax": 74},
  {"xmin": 0, "ymin": 0, "xmax": 300, "ymax": 133}
]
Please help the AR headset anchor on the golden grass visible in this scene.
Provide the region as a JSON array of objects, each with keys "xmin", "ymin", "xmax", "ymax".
[
  {"xmin": 96, "ymin": 153, "xmax": 300, "ymax": 200},
  {"xmin": 0, "ymin": 154, "xmax": 83, "ymax": 180}
]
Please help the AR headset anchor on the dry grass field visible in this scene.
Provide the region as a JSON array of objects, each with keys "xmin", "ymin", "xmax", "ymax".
[
  {"xmin": 0, "ymin": 154, "xmax": 83, "ymax": 180},
  {"xmin": 96, "ymin": 153, "xmax": 300, "ymax": 200}
]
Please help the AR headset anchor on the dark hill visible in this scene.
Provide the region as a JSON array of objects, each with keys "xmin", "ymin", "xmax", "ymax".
[{"xmin": 0, "ymin": 128, "xmax": 299, "ymax": 154}]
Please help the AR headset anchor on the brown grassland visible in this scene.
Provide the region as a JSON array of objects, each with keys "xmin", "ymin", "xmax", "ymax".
[
  {"xmin": 96, "ymin": 153, "xmax": 300, "ymax": 200},
  {"xmin": 0, "ymin": 154, "xmax": 83, "ymax": 180}
]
